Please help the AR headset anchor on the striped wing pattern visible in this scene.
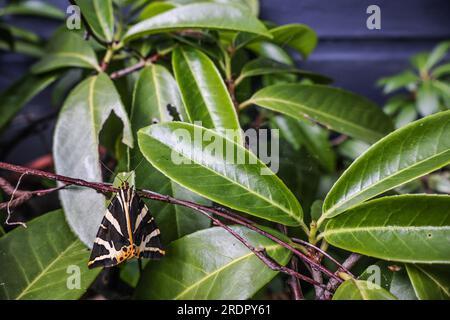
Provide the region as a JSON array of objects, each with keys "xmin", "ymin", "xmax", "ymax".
[{"xmin": 88, "ymin": 183, "xmax": 165, "ymax": 268}]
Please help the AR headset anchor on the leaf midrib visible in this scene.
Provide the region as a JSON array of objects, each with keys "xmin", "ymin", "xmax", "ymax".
[{"xmin": 175, "ymin": 244, "xmax": 280, "ymax": 299}]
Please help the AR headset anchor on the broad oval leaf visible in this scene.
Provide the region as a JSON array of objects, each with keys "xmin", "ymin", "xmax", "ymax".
[
  {"xmin": 323, "ymin": 111, "xmax": 450, "ymax": 217},
  {"xmin": 75, "ymin": 0, "xmax": 115, "ymax": 43},
  {"xmin": 248, "ymin": 84, "xmax": 393, "ymax": 143},
  {"xmin": 138, "ymin": 122, "xmax": 303, "ymax": 226},
  {"xmin": 54, "ymin": 73, "xmax": 133, "ymax": 246},
  {"xmin": 0, "ymin": 210, "xmax": 100, "ymax": 299},
  {"xmin": 124, "ymin": 3, "xmax": 270, "ymax": 42},
  {"xmin": 406, "ymin": 264, "xmax": 450, "ymax": 300},
  {"xmin": 138, "ymin": 2, "xmax": 175, "ymax": 21},
  {"xmin": 236, "ymin": 58, "xmax": 331, "ymax": 85},
  {"xmin": 333, "ymin": 279, "xmax": 397, "ymax": 300},
  {"xmin": 324, "ymin": 195, "xmax": 450, "ymax": 264},
  {"xmin": 135, "ymin": 226, "xmax": 291, "ymax": 299},
  {"xmin": 172, "ymin": 46, "xmax": 242, "ymax": 143},
  {"xmin": 0, "ymin": 72, "xmax": 59, "ymax": 131},
  {"xmin": 130, "ymin": 65, "xmax": 210, "ymax": 242},
  {"xmin": 270, "ymin": 24, "xmax": 317, "ymax": 59},
  {"xmin": 32, "ymin": 29, "xmax": 100, "ymax": 74}
]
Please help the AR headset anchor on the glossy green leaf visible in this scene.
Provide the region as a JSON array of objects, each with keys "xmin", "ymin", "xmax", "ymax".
[
  {"xmin": 236, "ymin": 58, "xmax": 331, "ymax": 85},
  {"xmin": 324, "ymin": 195, "xmax": 450, "ymax": 264},
  {"xmin": 169, "ymin": 0, "xmax": 260, "ymax": 16},
  {"xmin": 138, "ymin": 122, "xmax": 303, "ymax": 226},
  {"xmin": 273, "ymin": 116, "xmax": 335, "ymax": 172},
  {"xmin": 54, "ymin": 73, "xmax": 133, "ymax": 246},
  {"xmin": 248, "ymin": 84, "xmax": 393, "ymax": 143},
  {"xmin": 425, "ymin": 41, "xmax": 450, "ymax": 70},
  {"xmin": 0, "ymin": 210, "xmax": 100, "ymax": 299},
  {"xmin": 377, "ymin": 70, "xmax": 418, "ymax": 94},
  {"xmin": 358, "ymin": 261, "xmax": 417, "ymax": 300},
  {"xmin": 0, "ymin": 72, "xmax": 59, "ymax": 131},
  {"xmin": 333, "ymin": 279, "xmax": 397, "ymax": 300},
  {"xmin": 138, "ymin": 2, "xmax": 175, "ymax": 21},
  {"xmin": 135, "ymin": 226, "xmax": 291, "ymax": 299},
  {"xmin": 406, "ymin": 264, "xmax": 450, "ymax": 300},
  {"xmin": 172, "ymin": 46, "xmax": 242, "ymax": 143},
  {"xmin": 0, "ymin": 1, "xmax": 64, "ymax": 19},
  {"xmin": 124, "ymin": 3, "xmax": 270, "ymax": 42},
  {"xmin": 130, "ymin": 65, "xmax": 210, "ymax": 242},
  {"xmin": 394, "ymin": 103, "xmax": 417, "ymax": 128},
  {"xmin": 270, "ymin": 24, "xmax": 317, "ymax": 59},
  {"xmin": 32, "ymin": 29, "xmax": 100, "ymax": 74},
  {"xmin": 323, "ymin": 111, "xmax": 450, "ymax": 217},
  {"xmin": 76, "ymin": 0, "xmax": 115, "ymax": 43}
]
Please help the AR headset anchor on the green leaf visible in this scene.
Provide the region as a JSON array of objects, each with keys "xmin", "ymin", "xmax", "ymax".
[
  {"xmin": 337, "ymin": 139, "xmax": 370, "ymax": 160},
  {"xmin": 358, "ymin": 261, "xmax": 417, "ymax": 300},
  {"xmin": 54, "ymin": 73, "xmax": 133, "ymax": 246},
  {"xmin": 377, "ymin": 70, "xmax": 418, "ymax": 94},
  {"xmin": 135, "ymin": 226, "xmax": 291, "ymax": 299},
  {"xmin": 124, "ymin": 3, "xmax": 270, "ymax": 42},
  {"xmin": 0, "ymin": 210, "xmax": 100, "ymax": 299},
  {"xmin": 76, "ymin": 0, "xmax": 115, "ymax": 43},
  {"xmin": 417, "ymin": 81, "xmax": 439, "ymax": 116},
  {"xmin": 236, "ymin": 58, "xmax": 331, "ymax": 85},
  {"xmin": 138, "ymin": 122, "xmax": 303, "ymax": 226},
  {"xmin": 324, "ymin": 195, "xmax": 450, "ymax": 264},
  {"xmin": 0, "ymin": 38, "xmax": 44, "ymax": 57},
  {"xmin": 333, "ymin": 279, "xmax": 397, "ymax": 300},
  {"xmin": 323, "ymin": 111, "xmax": 450, "ymax": 217},
  {"xmin": 394, "ymin": 103, "xmax": 417, "ymax": 128},
  {"xmin": 138, "ymin": 2, "xmax": 175, "ymax": 21},
  {"xmin": 432, "ymin": 63, "xmax": 450, "ymax": 78},
  {"xmin": 248, "ymin": 84, "xmax": 393, "ymax": 143},
  {"xmin": 269, "ymin": 24, "xmax": 317, "ymax": 59},
  {"xmin": 0, "ymin": 0, "xmax": 65, "ymax": 20},
  {"xmin": 172, "ymin": 46, "xmax": 242, "ymax": 143},
  {"xmin": 0, "ymin": 72, "xmax": 59, "ymax": 131},
  {"xmin": 246, "ymin": 41, "xmax": 294, "ymax": 65},
  {"xmin": 32, "ymin": 29, "xmax": 100, "ymax": 74},
  {"xmin": 272, "ymin": 116, "xmax": 335, "ymax": 172},
  {"xmin": 406, "ymin": 264, "xmax": 450, "ymax": 300},
  {"xmin": 428, "ymin": 173, "xmax": 450, "ymax": 194},
  {"xmin": 130, "ymin": 65, "xmax": 210, "ymax": 242}
]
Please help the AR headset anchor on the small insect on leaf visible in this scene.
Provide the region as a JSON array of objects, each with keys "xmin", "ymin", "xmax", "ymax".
[{"xmin": 88, "ymin": 182, "xmax": 165, "ymax": 268}]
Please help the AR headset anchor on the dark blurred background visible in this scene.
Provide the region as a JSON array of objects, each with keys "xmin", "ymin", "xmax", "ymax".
[{"xmin": 1, "ymin": 0, "xmax": 450, "ymax": 165}]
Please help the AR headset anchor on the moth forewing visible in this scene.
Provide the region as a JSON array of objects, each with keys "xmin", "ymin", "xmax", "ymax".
[{"xmin": 88, "ymin": 183, "xmax": 164, "ymax": 269}]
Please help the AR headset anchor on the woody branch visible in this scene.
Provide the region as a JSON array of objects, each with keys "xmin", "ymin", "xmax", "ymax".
[{"xmin": 0, "ymin": 161, "xmax": 345, "ymax": 289}]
